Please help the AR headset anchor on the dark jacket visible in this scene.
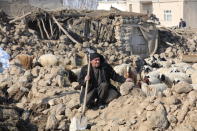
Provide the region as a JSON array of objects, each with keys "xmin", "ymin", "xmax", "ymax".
[
  {"xmin": 78, "ymin": 62, "xmax": 126, "ymax": 92},
  {"xmin": 179, "ymin": 20, "xmax": 186, "ymax": 28}
]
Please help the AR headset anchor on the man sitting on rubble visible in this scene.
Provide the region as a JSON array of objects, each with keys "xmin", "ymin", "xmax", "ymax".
[{"xmin": 78, "ymin": 52, "xmax": 132, "ymax": 109}]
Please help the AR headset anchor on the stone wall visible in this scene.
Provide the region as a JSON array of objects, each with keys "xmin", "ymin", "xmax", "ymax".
[{"xmin": 115, "ymin": 17, "xmax": 155, "ymax": 58}]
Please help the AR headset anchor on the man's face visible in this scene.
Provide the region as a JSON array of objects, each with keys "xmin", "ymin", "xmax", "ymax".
[{"xmin": 90, "ymin": 57, "xmax": 100, "ymax": 68}]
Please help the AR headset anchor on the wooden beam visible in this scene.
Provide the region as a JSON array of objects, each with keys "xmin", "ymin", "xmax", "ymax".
[
  {"xmin": 37, "ymin": 20, "xmax": 44, "ymax": 39},
  {"xmin": 181, "ymin": 54, "xmax": 197, "ymax": 63},
  {"xmin": 9, "ymin": 12, "xmax": 31, "ymax": 24},
  {"xmin": 52, "ymin": 15, "xmax": 81, "ymax": 45},
  {"xmin": 40, "ymin": 18, "xmax": 50, "ymax": 39}
]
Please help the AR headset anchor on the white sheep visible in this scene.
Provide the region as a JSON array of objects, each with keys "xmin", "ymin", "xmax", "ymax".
[
  {"xmin": 185, "ymin": 67, "xmax": 196, "ymax": 77},
  {"xmin": 140, "ymin": 65, "xmax": 153, "ymax": 79},
  {"xmin": 38, "ymin": 54, "xmax": 58, "ymax": 67},
  {"xmin": 165, "ymin": 72, "xmax": 192, "ymax": 85},
  {"xmin": 114, "ymin": 64, "xmax": 131, "ymax": 76},
  {"xmin": 114, "ymin": 63, "xmax": 137, "ymax": 84},
  {"xmin": 141, "ymin": 82, "xmax": 168, "ymax": 97}
]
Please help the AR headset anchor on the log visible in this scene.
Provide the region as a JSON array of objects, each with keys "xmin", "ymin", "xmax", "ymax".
[
  {"xmin": 37, "ymin": 20, "xmax": 44, "ymax": 39},
  {"xmin": 49, "ymin": 18, "xmax": 53, "ymax": 38},
  {"xmin": 9, "ymin": 12, "xmax": 31, "ymax": 24},
  {"xmin": 52, "ymin": 15, "xmax": 81, "ymax": 44},
  {"xmin": 181, "ymin": 54, "xmax": 197, "ymax": 63},
  {"xmin": 40, "ymin": 18, "xmax": 50, "ymax": 39}
]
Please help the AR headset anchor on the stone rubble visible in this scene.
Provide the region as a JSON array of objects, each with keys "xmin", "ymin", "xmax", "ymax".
[{"xmin": 0, "ymin": 9, "xmax": 197, "ymax": 131}]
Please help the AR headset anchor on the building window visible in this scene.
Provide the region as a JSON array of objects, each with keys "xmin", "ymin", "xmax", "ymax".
[{"xmin": 164, "ymin": 10, "xmax": 172, "ymax": 21}]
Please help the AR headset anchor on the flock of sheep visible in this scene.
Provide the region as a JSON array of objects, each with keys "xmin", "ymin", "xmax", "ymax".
[{"xmin": 15, "ymin": 53, "xmax": 197, "ymax": 98}]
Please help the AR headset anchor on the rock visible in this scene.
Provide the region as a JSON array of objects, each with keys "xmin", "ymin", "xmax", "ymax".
[
  {"xmin": 138, "ymin": 121, "xmax": 152, "ymax": 131},
  {"xmin": 2, "ymin": 108, "xmax": 19, "ymax": 119},
  {"xmin": 163, "ymin": 88, "xmax": 172, "ymax": 97},
  {"xmin": 31, "ymin": 67, "xmax": 40, "ymax": 77},
  {"xmin": 82, "ymin": 42, "xmax": 90, "ymax": 48},
  {"xmin": 48, "ymin": 99, "xmax": 55, "ymax": 106},
  {"xmin": 177, "ymin": 101, "xmax": 190, "ymax": 123},
  {"xmin": 167, "ymin": 114, "xmax": 177, "ymax": 124},
  {"xmin": 146, "ymin": 104, "xmax": 155, "ymax": 111},
  {"xmin": 146, "ymin": 104, "xmax": 169, "ymax": 129},
  {"xmin": 191, "ymin": 71, "xmax": 197, "ymax": 84},
  {"xmin": 164, "ymin": 96, "xmax": 181, "ymax": 105},
  {"xmin": 22, "ymin": 110, "xmax": 30, "ymax": 121},
  {"xmin": 130, "ymin": 119, "xmax": 137, "ymax": 125},
  {"xmin": 174, "ymin": 125, "xmax": 195, "ymax": 131},
  {"xmin": 45, "ymin": 114, "xmax": 58, "ymax": 130},
  {"xmin": 119, "ymin": 126, "xmax": 129, "ymax": 131},
  {"xmin": 173, "ymin": 82, "xmax": 192, "ymax": 94},
  {"xmin": 87, "ymin": 110, "xmax": 100, "ymax": 120},
  {"xmin": 188, "ymin": 91, "xmax": 197, "ymax": 105},
  {"xmin": 9, "ymin": 65, "xmax": 24, "ymax": 75},
  {"xmin": 58, "ymin": 121, "xmax": 67, "ymax": 130},
  {"xmin": 120, "ymin": 82, "xmax": 134, "ymax": 96},
  {"xmin": 56, "ymin": 75, "xmax": 65, "ymax": 87},
  {"xmin": 192, "ymin": 63, "xmax": 197, "ymax": 70},
  {"xmin": 54, "ymin": 104, "xmax": 66, "ymax": 115}
]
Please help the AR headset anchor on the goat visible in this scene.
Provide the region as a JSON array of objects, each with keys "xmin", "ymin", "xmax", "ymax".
[{"xmin": 16, "ymin": 54, "xmax": 34, "ymax": 69}]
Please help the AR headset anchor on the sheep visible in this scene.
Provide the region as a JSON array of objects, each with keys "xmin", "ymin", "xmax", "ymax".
[
  {"xmin": 38, "ymin": 54, "xmax": 58, "ymax": 67},
  {"xmin": 132, "ymin": 55, "xmax": 146, "ymax": 73},
  {"xmin": 171, "ymin": 62, "xmax": 192, "ymax": 73},
  {"xmin": 140, "ymin": 65, "xmax": 153, "ymax": 79},
  {"xmin": 141, "ymin": 82, "xmax": 168, "ymax": 97},
  {"xmin": 114, "ymin": 63, "xmax": 137, "ymax": 84},
  {"xmin": 164, "ymin": 72, "xmax": 192, "ymax": 86},
  {"xmin": 143, "ymin": 67, "xmax": 191, "ymax": 88},
  {"xmin": 16, "ymin": 54, "xmax": 34, "ymax": 69},
  {"xmin": 145, "ymin": 75, "xmax": 161, "ymax": 85},
  {"xmin": 157, "ymin": 60, "xmax": 172, "ymax": 68},
  {"xmin": 185, "ymin": 67, "xmax": 196, "ymax": 77}
]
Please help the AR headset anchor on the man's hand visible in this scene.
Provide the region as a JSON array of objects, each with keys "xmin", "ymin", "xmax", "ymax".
[
  {"xmin": 85, "ymin": 75, "xmax": 90, "ymax": 81},
  {"xmin": 125, "ymin": 78, "xmax": 133, "ymax": 82}
]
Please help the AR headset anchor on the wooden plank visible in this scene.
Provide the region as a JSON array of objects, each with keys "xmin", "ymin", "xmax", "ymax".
[{"xmin": 181, "ymin": 54, "xmax": 197, "ymax": 63}]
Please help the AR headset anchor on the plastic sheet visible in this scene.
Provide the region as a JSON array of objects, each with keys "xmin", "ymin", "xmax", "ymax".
[{"xmin": 0, "ymin": 48, "xmax": 10, "ymax": 73}]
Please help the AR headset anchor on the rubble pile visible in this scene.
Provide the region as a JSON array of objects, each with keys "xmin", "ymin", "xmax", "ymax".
[
  {"xmin": 0, "ymin": 9, "xmax": 197, "ymax": 131},
  {"xmin": 158, "ymin": 27, "xmax": 197, "ymax": 58}
]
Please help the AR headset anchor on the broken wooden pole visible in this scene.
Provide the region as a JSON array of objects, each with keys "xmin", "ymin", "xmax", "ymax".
[
  {"xmin": 49, "ymin": 18, "xmax": 54, "ymax": 38},
  {"xmin": 52, "ymin": 15, "xmax": 81, "ymax": 45},
  {"xmin": 37, "ymin": 20, "xmax": 44, "ymax": 39},
  {"xmin": 9, "ymin": 12, "xmax": 31, "ymax": 24},
  {"xmin": 40, "ymin": 18, "xmax": 50, "ymax": 39}
]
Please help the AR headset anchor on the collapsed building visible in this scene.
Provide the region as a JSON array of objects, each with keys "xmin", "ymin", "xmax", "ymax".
[{"xmin": 11, "ymin": 8, "xmax": 159, "ymax": 58}]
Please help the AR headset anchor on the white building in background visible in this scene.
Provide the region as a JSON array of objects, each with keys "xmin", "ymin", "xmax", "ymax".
[
  {"xmin": 63, "ymin": 0, "xmax": 98, "ymax": 10},
  {"xmin": 97, "ymin": 0, "xmax": 127, "ymax": 11},
  {"xmin": 97, "ymin": 0, "xmax": 197, "ymax": 28}
]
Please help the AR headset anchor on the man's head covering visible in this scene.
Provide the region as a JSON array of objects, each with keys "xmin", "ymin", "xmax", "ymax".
[{"xmin": 90, "ymin": 53, "xmax": 101, "ymax": 61}]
